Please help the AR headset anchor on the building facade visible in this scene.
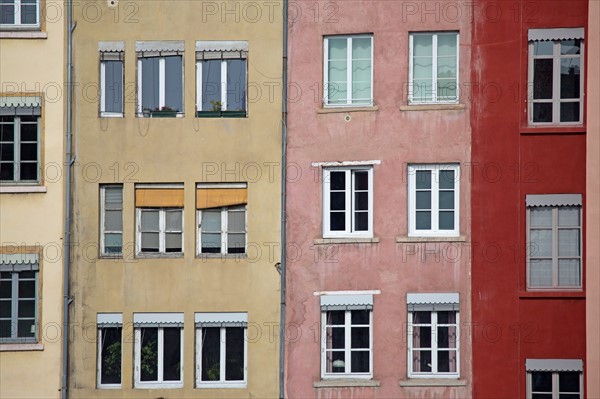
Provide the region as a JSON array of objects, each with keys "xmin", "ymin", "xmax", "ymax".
[
  {"xmin": 285, "ymin": 1, "xmax": 472, "ymax": 397},
  {"xmin": 471, "ymin": 0, "xmax": 588, "ymax": 397},
  {"xmin": 0, "ymin": 0, "xmax": 66, "ymax": 397},
  {"xmin": 68, "ymin": 1, "xmax": 283, "ymax": 397}
]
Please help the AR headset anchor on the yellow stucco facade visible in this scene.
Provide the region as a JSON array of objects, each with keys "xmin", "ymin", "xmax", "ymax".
[
  {"xmin": 0, "ymin": 2, "xmax": 66, "ymax": 398},
  {"xmin": 68, "ymin": 1, "xmax": 282, "ymax": 397}
]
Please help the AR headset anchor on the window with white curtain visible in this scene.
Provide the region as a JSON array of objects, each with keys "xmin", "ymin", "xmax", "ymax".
[
  {"xmin": 323, "ymin": 35, "xmax": 373, "ymax": 107},
  {"xmin": 409, "ymin": 32, "xmax": 459, "ymax": 103},
  {"xmin": 526, "ymin": 195, "xmax": 582, "ymax": 289}
]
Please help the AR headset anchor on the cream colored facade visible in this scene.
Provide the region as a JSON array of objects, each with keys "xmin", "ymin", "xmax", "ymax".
[
  {"xmin": 0, "ymin": 2, "xmax": 66, "ymax": 398},
  {"xmin": 69, "ymin": 1, "xmax": 282, "ymax": 397}
]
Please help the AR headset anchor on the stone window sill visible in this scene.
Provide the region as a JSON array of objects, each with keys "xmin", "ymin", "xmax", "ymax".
[
  {"xmin": 317, "ymin": 105, "xmax": 379, "ymax": 114},
  {"xmin": 0, "ymin": 31, "xmax": 47, "ymax": 39},
  {"xmin": 196, "ymin": 254, "xmax": 247, "ymax": 260},
  {"xmin": 314, "ymin": 379, "xmax": 380, "ymax": 388},
  {"xmin": 314, "ymin": 237, "xmax": 380, "ymax": 245},
  {"xmin": 0, "ymin": 185, "xmax": 47, "ymax": 194},
  {"xmin": 399, "ymin": 379, "xmax": 467, "ymax": 387},
  {"xmin": 400, "ymin": 104, "xmax": 465, "ymax": 111},
  {"xmin": 0, "ymin": 343, "xmax": 44, "ymax": 352},
  {"xmin": 396, "ymin": 236, "xmax": 466, "ymax": 243}
]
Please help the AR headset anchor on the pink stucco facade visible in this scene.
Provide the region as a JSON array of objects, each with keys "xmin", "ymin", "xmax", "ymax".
[{"xmin": 285, "ymin": 2, "xmax": 472, "ymax": 397}]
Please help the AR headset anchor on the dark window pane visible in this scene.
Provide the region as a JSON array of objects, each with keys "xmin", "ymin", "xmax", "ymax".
[
  {"xmin": 330, "ymin": 192, "xmax": 345, "ymax": 211},
  {"xmin": 437, "ymin": 326, "xmax": 449, "ymax": 348},
  {"xmin": 414, "ymin": 311, "xmax": 431, "ymax": 324},
  {"xmin": 351, "ymin": 327, "xmax": 369, "ymax": 348},
  {"xmin": 328, "ymin": 327, "xmax": 345, "ymax": 349},
  {"xmin": 330, "ymin": 212, "xmax": 345, "ymax": 231},
  {"xmin": 162, "ymin": 328, "xmax": 181, "ymax": 381},
  {"xmin": 0, "ymin": 4, "xmax": 15, "ymax": 24},
  {"xmin": 20, "ymin": 122, "xmax": 37, "ymax": 142},
  {"xmin": 226, "ymin": 59, "xmax": 246, "ymax": 112},
  {"xmin": 416, "ymin": 191, "xmax": 431, "ymax": 209},
  {"xmin": 225, "ymin": 327, "xmax": 244, "ymax": 381},
  {"xmin": 559, "ymin": 372, "xmax": 580, "ymax": 393},
  {"xmin": 327, "ymin": 311, "xmax": 344, "ymax": 325},
  {"xmin": 202, "ymin": 60, "xmax": 222, "ymax": 111},
  {"xmin": 0, "ymin": 300, "xmax": 11, "ymax": 317},
  {"xmin": 17, "ymin": 300, "xmax": 34, "ymax": 317},
  {"xmin": 0, "ymin": 162, "xmax": 14, "ymax": 181},
  {"xmin": 0, "ymin": 122, "xmax": 15, "ymax": 141},
  {"xmin": 0, "ymin": 320, "xmax": 11, "ymax": 338},
  {"xmin": 416, "ymin": 170, "xmax": 431, "ymax": 189},
  {"xmin": 19, "ymin": 116, "xmax": 37, "ymax": 123},
  {"xmin": 19, "ymin": 162, "xmax": 37, "ymax": 181},
  {"xmin": 1, "ymin": 142, "xmax": 14, "ymax": 161},
  {"xmin": 354, "ymin": 171, "xmax": 368, "ymax": 190},
  {"xmin": 351, "ymin": 310, "xmax": 369, "ymax": 324},
  {"xmin": 354, "ymin": 192, "xmax": 368, "ymax": 211},
  {"xmin": 439, "ymin": 170, "xmax": 455, "ymax": 189},
  {"xmin": 534, "ymin": 41, "xmax": 553, "ymax": 56},
  {"xmin": 100, "ymin": 328, "xmax": 122, "ymax": 385},
  {"xmin": 21, "ymin": 0, "xmax": 36, "ymax": 24},
  {"xmin": 354, "ymin": 211, "xmax": 368, "ymax": 231},
  {"xmin": 532, "ymin": 371, "xmax": 553, "ymax": 392},
  {"xmin": 559, "ymin": 395, "xmax": 580, "ymax": 399},
  {"xmin": 104, "ymin": 61, "xmax": 123, "ymax": 113},
  {"xmin": 533, "ymin": 103, "xmax": 553, "ymax": 122},
  {"xmin": 164, "ymin": 56, "xmax": 183, "ymax": 112},
  {"xmin": 17, "ymin": 319, "xmax": 34, "ymax": 338},
  {"xmin": 329, "ymin": 351, "xmax": 345, "ymax": 373},
  {"xmin": 201, "ymin": 327, "xmax": 221, "ymax": 381},
  {"xmin": 439, "ymin": 191, "xmax": 454, "ymax": 210},
  {"xmin": 438, "ymin": 350, "xmax": 450, "ymax": 372},
  {"xmin": 439, "ymin": 211, "xmax": 455, "ymax": 230},
  {"xmin": 350, "ymin": 351, "xmax": 369, "ymax": 372},
  {"xmin": 532, "ymin": 395, "xmax": 553, "ymax": 399},
  {"xmin": 140, "ymin": 328, "xmax": 158, "ymax": 381},
  {"xmin": 20, "ymin": 143, "xmax": 37, "ymax": 161},
  {"xmin": 560, "ymin": 102, "xmax": 580, "ymax": 122},
  {"xmin": 141, "ymin": 58, "xmax": 159, "ymax": 112},
  {"xmin": 415, "ymin": 326, "xmax": 431, "ymax": 347},
  {"xmin": 0, "ymin": 279, "xmax": 11, "ymax": 298},
  {"xmin": 330, "ymin": 171, "xmax": 345, "ymax": 190},
  {"xmin": 18, "ymin": 280, "xmax": 35, "ymax": 298},
  {"xmin": 416, "ymin": 211, "xmax": 431, "ymax": 230},
  {"xmin": 560, "ymin": 58, "xmax": 580, "ymax": 99},
  {"xmin": 414, "ymin": 350, "xmax": 432, "ymax": 372},
  {"xmin": 533, "ymin": 59, "xmax": 553, "ymax": 99}
]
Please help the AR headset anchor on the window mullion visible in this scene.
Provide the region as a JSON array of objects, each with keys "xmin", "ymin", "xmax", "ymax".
[
  {"xmin": 553, "ymin": 207, "xmax": 559, "ymax": 287},
  {"xmin": 346, "ymin": 170, "xmax": 352, "ymax": 233},
  {"xmin": 196, "ymin": 62, "xmax": 202, "ymax": 111},
  {"xmin": 432, "ymin": 168, "xmax": 440, "ymax": 233},
  {"xmin": 553, "ymin": 372, "xmax": 559, "ymax": 399},
  {"xmin": 553, "ymin": 42, "xmax": 560, "ymax": 122},
  {"xmin": 345, "ymin": 311, "xmax": 351, "ymax": 373},
  {"xmin": 14, "ymin": 118, "xmax": 21, "ymax": 181},
  {"xmin": 137, "ymin": 59, "xmax": 143, "ymax": 114},
  {"xmin": 159, "ymin": 210, "xmax": 166, "ymax": 253},
  {"xmin": 221, "ymin": 60, "xmax": 228, "ymax": 110},
  {"xmin": 100, "ymin": 62, "xmax": 106, "ymax": 112},
  {"xmin": 15, "ymin": 0, "xmax": 22, "ymax": 24},
  {"xmin": 159, "ymin": 58, "xmax": 166, "ymax": 108},
  {"xmin": 221, "ymin": 208, "xmax": 228, "ymax": 254},
  {"xmin": 158, "ymin": 328, "xmax": 164, "ymax": 383},
  {"xmin": 11, "ymin": 273, "xmax": 18, "ymax": 338},
  {"xmin": 347, "ymin": 38, "xmax": 352, "ymax": 105},
  {"xmin": 220, "ymin": 327, "xmax": 227, "ymax": 382},
  {"xmin": 432, "ymin": 34, "xmax": 438, "ymax": 102},
  {"xmin": 432, "ymin": 311, "xmax": 438, "ymax": 373}
]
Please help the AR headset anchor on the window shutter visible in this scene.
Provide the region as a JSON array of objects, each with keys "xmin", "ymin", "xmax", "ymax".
[
  {"xmin": 196, "ymin": 184, "xmax": 248, "ymax": 209},
  {"xmin": 135, "ymin": 186, "xmax": 184, "ymax": 208}
]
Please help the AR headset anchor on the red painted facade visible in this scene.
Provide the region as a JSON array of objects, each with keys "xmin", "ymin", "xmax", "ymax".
[{"xmin": 471, "ymin": 1, "xmax": 588, "ymax": 397}]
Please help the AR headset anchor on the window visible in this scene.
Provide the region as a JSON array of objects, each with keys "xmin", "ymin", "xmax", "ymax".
[
  {"xmin": 0, "ymin": 254, "xmax": 38, "ymax": 343},
  {"xmin": 135, "ymin": 185, "xmax": 184, "ymax": 255},
  {"xmin": 526, "ymin": 359, "xmax": 583, "ymax": 399},
  {"xmin": 197, "ymin": 183, "xmax": 247, "ymax": 255},
  {"xmin": 100, "ymin": 185, "xmax": 123, "ymax": 256},
  {"xmin": 528, "ymin": 28, "xmax": 584, "ymax": 125},
  {"xmin": 97, "ymin": 313, "xmax": 122, "ymax": 388},
  {"xmin": 320, "ymin": 294, "xmax": 373, "ymax": 379},
  {"xmin": 323, "ymin": 35, "xmax": 373, "ymax": 107},
  {"xmin": 526, "ymin": 194, "xmax": 582, "ymax": 289},
  {"xmin": 195, "ymin": 312, "xmax": 248, "ymax": 387},
  {"xmin": 0, "ymin": 0, "xmax": 39, "ymax": 29},
  {"xmin": 196, "ymin": 41, "xmax": 247, "ymax": 117},
  {"xmin": 0, "ymin": 97, "xmax": 41, "ymax": 183},
  {"xmin": 409, "ymin": 32, "xmax": 459, "ymax": 103},
  {"xmin": 407, "ymin": 293, "xmax": 460, "ymax": 378},
  {"xmin": 136, "ymin": 41, "xmax": 184, "ymax": 117},
  {"xmin": 133, "ymin": 313, "xmax": 184, "ymax": 389},
  {"xmin": 323, "ymin": 167, "xmax": 373, "ymax": 238},
  {"xmin": 408, "ymin": 164, "xmax": 460, "ymax": 237},
  {"xmin": 99, "ymin": 42, "xmax": 124, "ymax": 117}
]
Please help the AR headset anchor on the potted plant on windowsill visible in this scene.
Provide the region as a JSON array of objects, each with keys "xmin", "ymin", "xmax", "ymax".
[
  {"xmin": 144, "ymin": 106, "xmax": 178, "ymax": 118},
  {"xmin": 196, "ymin": 100, "xmax": 223, "ymax": 118}
]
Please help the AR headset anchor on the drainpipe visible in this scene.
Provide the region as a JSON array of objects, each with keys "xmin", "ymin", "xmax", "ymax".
[
  {"xmin": 278, "ymin": 0, "xmax": 288, "ymax": 397},
  {"xmin": 61, "ymin": 0, "xmax": 74, "ymax": 396}
]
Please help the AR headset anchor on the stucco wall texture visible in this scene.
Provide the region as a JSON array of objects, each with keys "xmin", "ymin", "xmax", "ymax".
[{"xmin": 285, "ymin": 1, "xmax": 472, "ymax": 398}]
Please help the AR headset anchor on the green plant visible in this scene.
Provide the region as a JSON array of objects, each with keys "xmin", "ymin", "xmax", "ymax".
[
  {"xmin": 209, "ymin": 100, "xmax": 222, "ymax": 112},
  {"xmin": 141, "ymin": 337, "xmax": 158, "ymax": 380},
  {"xmin": 102, "ymin": 340, "xmax": 122, "ymax": 378}
]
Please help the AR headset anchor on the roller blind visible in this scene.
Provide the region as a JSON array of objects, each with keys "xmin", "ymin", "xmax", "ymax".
[
  {"xmin": 135, "ymin": 187, "xmax": 184, "ymax": 208},
  {"xmin": 196, "ymin": 184, "xmax": 247, "ymax": 209}
]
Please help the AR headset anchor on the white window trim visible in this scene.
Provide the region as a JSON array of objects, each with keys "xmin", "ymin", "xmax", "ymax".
[
  {"xmin": 0, "ymin": 115, "xmax": 41, "ymax": 183},
  {"xmin": 133, "ymin": 326, "xmax": 184, "ymax": 389},
  {"xmin": 100, "ymin": 59, "xmax": 124, "ymax": 117},
  {"xmin": 196, "ymin": 59, "xmax": 247, "ymax": 112},
  {"xmin": 407, "ymin": 164, "xmax": 460, "ymax": 237},
  {"xmin": 408, "ymin": 32, "xmax": 460, "ymax": 104},
  {"xmin": 0, "ymin": 265, "xmax": 39, "ymax": 343},
  {"xmin": 0, "ymin": 0, "xmax": 40, "ymax": 29},
  {"xmin": 407, "ymin": 310, "xmax": 460, "ymax": 378},
  {"xmin": 526, "ymin": 370, "xmax": 583, "ymax": 399},
  {"xmin": 100, "ymin": 185, "xmax": 123, "ymax": 257},
  {"xmin": 137, "ymin": 56, "xmax": 184, "ymax": 116},
  {"xmin": 322, "ymin": 167, "xmax": 374, "ymax": 239},
  {"xmin": 528, "ymin": 38, "xmax": 585, "ymax": 126},
  {"xmin": 136, "ymin": 208, "xmax": 184, "ymax": 255},
  {"xmin": 97, "ymin": 325, "xmax": 122, "ymax": 389},
  {"xmin": 526, "ymin": 205, "xmax": 582, "ymax": 290},
  {"xmin": 323, "ymin": 35, "xmax": 374, "ymax": 107},
  {"xmin": 197, "ymin": 205, "xmax": 247, "ymax": 255},
  {"xmin": 195, "ymin": 326, "xmax": 248, "ymax": 388},
  {"xmin": 320, "ymin": 310, "xmax": 373, "ymax": 380}
]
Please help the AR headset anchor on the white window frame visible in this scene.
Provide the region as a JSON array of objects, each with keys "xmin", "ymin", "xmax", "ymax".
[
  {"xmin": 320, "ymin": 309, "xmax": 373, "ymax": 379},
  {"xmin": 196, "ymin": 59, "xmax": 247, "ymax": 112},
  {"xmin": 322, "ymin": 167, "xmax": 373, "ymax": 238},
  {"xmin": 136, "ymin": 55, "xmax": 184, "ymax": 116},
  {"xmin": 0, "ymin": 262, "xmax": 38, "ymax": 343},
  {"xmin": 100, "ymin": 185, "xmax": 123, "ymax": 257},
  {"xmin": 96, "ymin": 314, "xmax": 122, "ymax": 389},
  {"xmin": 528, "ymin": 37, "xmax": 584, "ymax": 126},
  {"xmin": 136, "ymin": 208, "xmax": 184, "ymax": 255},
  {"xmin": 195, "ymin": 326, "xmax": 248, "ymax": 388},
  {"xmin": 408, "ymin": 32, "xmax": 460, "ymax": 104},
  {"xmin": 526, "ymin": 204, "xmax": 582, "ymax": 290},
  {"xmin": 100, "ymin": 58, "xmax": 124, "ymax": 117},
  {"xmin": 408, "ymin": 164, "xmax": 460, "ymax": 237},
  {"xmin": 323, "ymin": 35, "xmax": 374, "ymax": 107},
  {"xmin": 0, "ymin": 0, "xmax": 40, "ymax": 29},
  {"xmin": 197, "ymin": 205, "xmax": 247, "ymax": 255},
  {"xmin": 133, "ymin": 325, "xmax": 184, "ymax": 389},
  {"xmin": 526, "ymin": 370, "xmax": 583, "ymax": 399},
  {"xmin": 407, "ymin": 309, "xmax": 460, "ymax": 378},
  {"xmin": 0, "ymin": 114, "xmax": 41, "ymax": 183}
]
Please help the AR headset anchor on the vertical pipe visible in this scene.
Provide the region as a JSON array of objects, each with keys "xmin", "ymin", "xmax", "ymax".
[
  {"xmin": 279, "ymin": 0, "xmax": 288, "ymax": 397},
  {"xmin": 61, "ymin": 0, "xmax": 74, "ymax": 396}
]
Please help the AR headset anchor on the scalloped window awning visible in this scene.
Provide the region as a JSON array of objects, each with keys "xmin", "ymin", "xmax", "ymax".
[
  {"xmin": 194, "ymin": 312, "xmax": 248, "ymax": 327},
  {"xmin": 133, "ymin": 313, "xmax": 184, "ymax": 328},
  {"xmin": 320, "ymin": 294, "xmax": 373, "ymax": 311},
  {"xmin": 196, "ymin": 40, "xmax": 248, "ymax": 60},
  {"xmin": 135, "ymin": 41, "xmax": 184, "ymax": 57},
  {"xmin": 526, "ymin": 359, "xmax": 583, "ymax": 372},
  {"xmin": 528, "ymin": 28, "xmax": 584, "ymax": 42},
  {"xmin": 99, "ymin": 41, "xmax": 124, "ymax": 61},
  {"xmin": 407, "ymin": 293, "xmax": 460, "ymax": 311},
  {"xmin": 526, "ymin": 194, "xmax": 582, "ymax": 207},
  {"xmin": 97, "ymin": 313, "xmax": 123, "ymax": 327},
  {"xmin": 0, "ymin": 96, "xmax": 41, "ymax": 116},
  {"xmin": 0, "ymin": 254, "xmax": 39, "ymax": 272}
]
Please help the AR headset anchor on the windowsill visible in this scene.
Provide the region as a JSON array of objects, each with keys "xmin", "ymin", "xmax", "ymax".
[
  {"xmin": 399, "ymin": 379, "xmax": 466, "ymax": 387},
  {"xmin": 520, "ymin": 126, "xmax": 586, "ymax": 134},
  {"xmin": 396, "ymin": 236, "xmax": 466, "ymax": 243},
  {"xmin": 196, "ymin": 110, "xmax": 247, "ymax": 118},
  {"xmin": 196, "ymin": 253, "xmax": 247, "ymax": 259},
  {"xmin": 519, "ymin": 291, "xmax": 585, "ymax": 299},
  {"xmin": 317, "ymin": 105, "xmax": 379, "ymax": 114},
  {"xmin": 0, "ymin": 31, "xmax": 47, "ymax": 39},
  {"xmin": 314, "ymin": 237, "xmax": 380, "ymax": 245},
  {"xmin": 138, "ymin": 112, "xmax": 184, "ymax": 118},
  {"xmin": 0, "ymin": 185, "xmax": 47, "ymax": 194},
  {"xmin": 135, "ymin": 253, "xmax": 184, "ymax": 259},
  {"xmin": 314, "ymin": 379, "xmax": 380, "ymax": 388},
  {"xmin": 133, "ymin": 382, "xmax": 184, "ymax": 389},
  {"xmin": 100, "ymin": 113, "xmax": 124, "ymax": 118},
  {"xmin": 400, "ymin": 103, "xmax": 465, "ymax": 111},
  {"xmin": 195, "ymin": 383, "xmax": 247, "ymax": 389},
  {"xmin": 0, "ymin": 343, "xmax": 44, "ymax": 352}
]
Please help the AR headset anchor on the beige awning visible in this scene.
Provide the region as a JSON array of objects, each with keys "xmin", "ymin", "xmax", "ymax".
[{"xmin": 196, "ymin": 187, "xmax": 247, "ymax": 209}]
